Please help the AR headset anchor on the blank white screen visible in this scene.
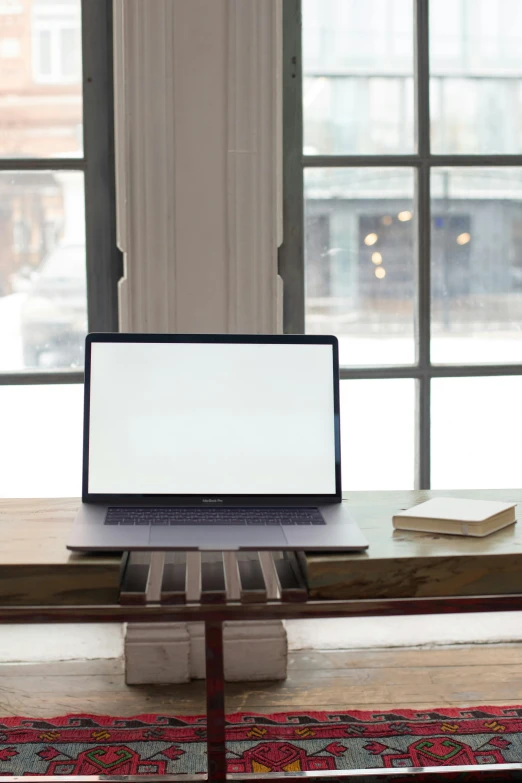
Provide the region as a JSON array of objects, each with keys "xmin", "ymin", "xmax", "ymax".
[{"xmin": 88, "ymin": 342, "xmax": 336, "ymax": 495}]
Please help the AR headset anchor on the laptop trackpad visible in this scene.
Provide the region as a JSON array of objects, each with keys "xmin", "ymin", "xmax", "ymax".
[
  {"xmin": 235, "ymin": 526, "xmax": 286, "ymax": 550},
  {"xmin": 150, "ymin": 525, "xmax": 286, "ymax": 551}
]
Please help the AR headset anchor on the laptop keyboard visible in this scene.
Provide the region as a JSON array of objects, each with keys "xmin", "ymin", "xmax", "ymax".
[{"xmin": 105, "ymin": 507, "xmax": 325, "ymax": 526}]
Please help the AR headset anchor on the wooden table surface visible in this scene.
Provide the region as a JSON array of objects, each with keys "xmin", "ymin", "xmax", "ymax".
[
  {"xmin": 303, "ymin": 488, "xmax": 522, "ymax": 600},
  {"xmin": 1, "ymin": 490, "xmax": 521, "ymax": 605},
  {"xmin": 0, "ymin": 498, "xmax": 122, "ymax": 605}
]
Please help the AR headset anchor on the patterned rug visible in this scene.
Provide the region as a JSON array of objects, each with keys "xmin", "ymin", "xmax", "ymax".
[{"xmin": 1, "ymin": 707, "xmax": 522, "ymax": 777}]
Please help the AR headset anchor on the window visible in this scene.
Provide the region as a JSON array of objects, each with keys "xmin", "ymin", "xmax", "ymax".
[
  {"xmin": 0, "ymin": 0, "xmax": 119, "ymax": 496},
  {"xmin": 280, "ymin": 0, "xmax": 522, "ymax": 490},
  {"xmin": 32, "ymin": 0, "xmax": 81, "ymax": 83},
  {"xmin": 0, "ymin": 2, "xmax": 24, "ymax": 14}
]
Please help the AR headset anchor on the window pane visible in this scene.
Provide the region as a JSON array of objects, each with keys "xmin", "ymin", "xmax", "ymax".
[
  {"xmin": 0, "ymin": 170, "xmax": 87, "ymax": 371},
  {"xmin": 341, "ymin": 379, "xmax": 415, "ymax": 490},
  {"xmin": 37, "ymin": 27, "xmax": 51, "ymax": 74},
  {"xmin": 430, "ymin": 0, "xmax": 522, "ymax": 154},
  {"xmin": 431, "ymin": 377, "xmax": 522, "ymax": 489},
  {"xmin": 60, "ymin": 26, "xmax": 79, "ymax": 78},
  {"xmin": 0, "ymin": 384, "xmax": 82, "ymax": 497},
  {"xmin": 431, "ymin": 168, "xmax": 522, "ymax": 365},
  {"xmin": 303, "ymin": 0, "xmax": 414, "ymax": 155},
  {"xmin": 305, "ymin": 168, "xmax": 415, "ymax": 366},
  {"xmin": 0, "ymin": 0, "xmax": 82, "ymax": 157}
]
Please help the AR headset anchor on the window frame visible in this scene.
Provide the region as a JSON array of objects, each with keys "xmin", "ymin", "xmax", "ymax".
[
  {"xmin": 0, "ymin": 0, "xmax": 120, "ymax": 387},
  {"xmin": 279, "ymin": 0, "xmax": 522, "ymax": 489}
]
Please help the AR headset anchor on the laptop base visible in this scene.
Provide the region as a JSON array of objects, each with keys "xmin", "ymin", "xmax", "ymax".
[{"xmin": 67, "ymin": 502, "xmax": 369, "ymax": 552}]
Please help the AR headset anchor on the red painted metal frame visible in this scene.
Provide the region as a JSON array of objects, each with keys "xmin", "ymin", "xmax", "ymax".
[
  {"xmin": 2, "ymin": 595, "xmax": 522, "ymax": 782},
  {"xmin": 2, "ymin": 595, "xmax": 522, "ymax": 624},
  {"xmin": 205, "ymin": 621, "xmax": 227, "ymax": 783}
]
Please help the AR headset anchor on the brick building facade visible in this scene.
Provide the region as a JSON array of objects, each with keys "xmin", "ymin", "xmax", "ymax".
[{"xmin": 0, "ymin": 0, "xmax": 81, "ymax": 294}]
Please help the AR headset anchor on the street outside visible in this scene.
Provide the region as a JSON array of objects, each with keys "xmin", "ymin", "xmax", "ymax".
[{"xmin": 0, "ymin": 292, "xmax": 521, "ymax": 498}]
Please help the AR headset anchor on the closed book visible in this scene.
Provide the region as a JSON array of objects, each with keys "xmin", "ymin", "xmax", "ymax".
[{"xmin": 392, "ymin": 497, "xmax": 517, "ymax": 537}]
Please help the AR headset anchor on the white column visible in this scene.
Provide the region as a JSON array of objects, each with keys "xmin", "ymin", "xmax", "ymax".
[{"xmin": 114, "ymin": 0, "xmax": 286, "ymax": 684}]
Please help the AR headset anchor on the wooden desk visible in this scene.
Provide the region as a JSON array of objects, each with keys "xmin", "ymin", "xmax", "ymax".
[
  {"xmin": 0, "ymin": 498, "xmax": 122, "ymax": 605},
  {"xmin": 1, "ymin": 489, "xmax": 522, "ymax": 605}
]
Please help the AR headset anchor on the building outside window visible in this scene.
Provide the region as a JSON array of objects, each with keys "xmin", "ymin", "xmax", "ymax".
[{"xmin": 32, "ymin": 0, "xmax": 81, "ymax": 84}]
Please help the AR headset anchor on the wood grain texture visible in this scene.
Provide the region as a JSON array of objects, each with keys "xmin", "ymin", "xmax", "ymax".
[
  {"xmin": 237, "ymin": 553, "xmax": 267, "ymax": 604},
  {"xmin": 273, "ymin": 552, "xmax": 308, "ymax": 602},
  {"xmin": 1, "ymin": 644, "xmax": 522, "ymax": 718},
  {"xmin": 0, "ymin": 498, "xmax": 122, "ymax": 605},
  {"xmin": 287, "ymin": 645, "xmax": 522, "ymax": 671},
  {"xmin": 120, "ymin": 553, "xmax": 150, "ymax": 605},
  {"xmin": 161, "ymin": 552, "xmax": 188, "ymax": 604},
  {"xmin": 304, "ymin": 489, "xmax": 522, "ymax": 600},
  {"xmin": 3, "ymin": 490, "xmax": 522, "ymax": 607}
]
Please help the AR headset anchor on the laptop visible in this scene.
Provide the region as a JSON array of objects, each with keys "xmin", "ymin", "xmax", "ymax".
[{"xmin": 67, "ymin": 333, "xmax": 369, "ymax": 552}]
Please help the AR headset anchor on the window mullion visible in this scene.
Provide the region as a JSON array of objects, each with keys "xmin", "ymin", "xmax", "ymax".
[
  {"xmin": 415, "ymin": 0, "xmax": 431, "ymax": 160},
  {"xmin": 81, "ymin": 0, "xmax": 121, "ymax": 334},
  {"xmin": 305, "ymin": 154, "xmax": 522, "ymax": 168},
  {"xmin": 0, "ymin": 371, "xmax": 83, "ymax": 387},
  {"xmin": 0, "ymin": 159, "xmax": 85, "ymax": 171},
  {"xmin": 416, "ymin": 163, "xmax": 431, "ymax": 489},
  {"xmin": 279, "ymin": 0, "xmax": 305, "ymax": 335},
  {"xmin": 414, "ymin": 0, "xmax": 431, "ymax": 488}
]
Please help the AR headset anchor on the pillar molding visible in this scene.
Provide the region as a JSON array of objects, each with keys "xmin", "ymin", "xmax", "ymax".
[{"xmin": 114, "ymin": 0, "xmax": 284, "ymax": 684}]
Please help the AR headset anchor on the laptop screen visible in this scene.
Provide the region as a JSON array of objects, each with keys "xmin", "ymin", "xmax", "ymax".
[{"xmin": 85, "ymin": 337, "xmax": 339, "ymax": 499}]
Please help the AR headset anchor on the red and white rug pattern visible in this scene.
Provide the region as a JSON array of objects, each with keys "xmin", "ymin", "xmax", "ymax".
[{"xmin": 0, "ymin": 707, "xmax": 522, "ymax": 776}]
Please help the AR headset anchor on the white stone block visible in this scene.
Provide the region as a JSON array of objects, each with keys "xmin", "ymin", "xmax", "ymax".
[
  {"xmin": 124, "ymin": 623, "xmax": 190, "ymax": 685},
  {"xmin": 188, "ymin": 621, "xmax": 287, "ymax": 682}
]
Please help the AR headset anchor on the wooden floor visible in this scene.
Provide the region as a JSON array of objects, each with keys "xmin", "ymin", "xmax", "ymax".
[{"xmin": 1, "ymin": 645, "xmax": 522, "ymax": 718}]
